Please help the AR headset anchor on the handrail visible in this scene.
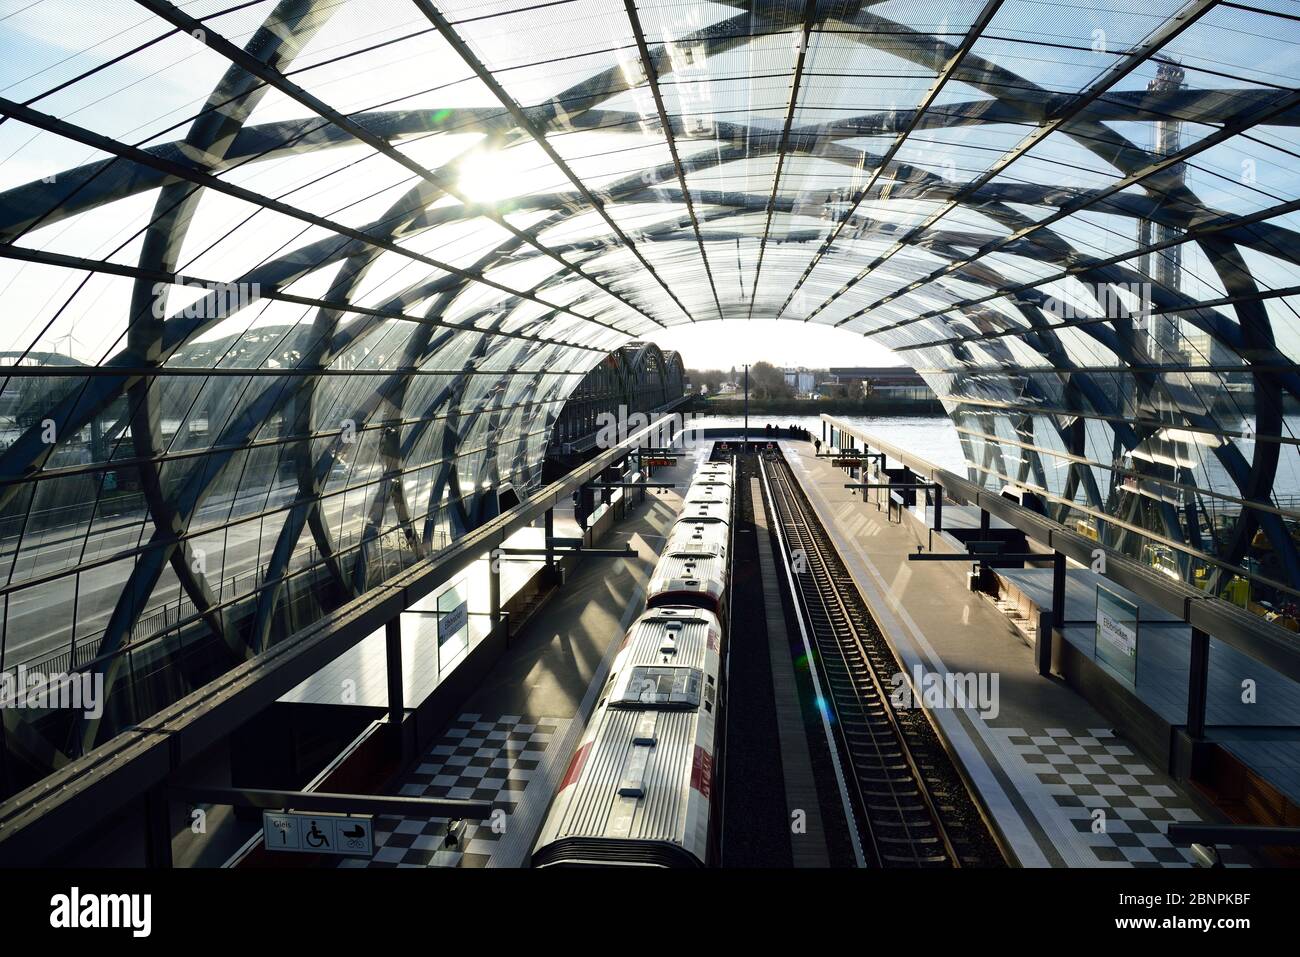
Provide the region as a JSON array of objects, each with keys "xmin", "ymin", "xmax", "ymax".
[
  {"xmin": 0, "ymin": 410, "xmax": 683, "ymax": 863},
  {"xmin": 821, "ymin": 414, "xmax": 1300, "ymax": 685}
]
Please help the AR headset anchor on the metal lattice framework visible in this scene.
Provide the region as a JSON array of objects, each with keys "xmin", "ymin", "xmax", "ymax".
[
  {"xmin": 0, "ymin": 0, "xmax": 1298, "ymax": 768},
  {"xmin": 550, "ymin": 342, "xmax": 684, "ymax": 451}
]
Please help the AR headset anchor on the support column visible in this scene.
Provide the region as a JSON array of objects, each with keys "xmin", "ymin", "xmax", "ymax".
[
  {"xmin": 600, "ymin": 466, "xmax": 615, "ymax": 506},
  {"xmin": 1187, "ymin": 627, "xmax": 1210, "ymax": 739},
  {"xmin": 544, "ymin": 507, "xmax": 555, "ymax": 569},
  {"xmin": 489, "ymin": 552, "xmax": 502, "ymax": 634},
  {"xmin": 933, "ymin": 484, "xmax": 943, "ymax": 533},
  {"xmin": 980, "ymin": 507, "xmax": 991, "ymax": 534},
  {"xmin": 144, "ymin": 784, "xmax": 172, "ymax": 868},
  {"xmin": 385, "ymin": 617, "xmax": 403, "ymax": 729},
  {"xmin": 0, "ymin": 717, "xmax": 11, "ymax": 802},
  {"xmin": 1040, "ymin": 550, "xmax": 1066, "ymax": 677},
  {"xmin": 578, "ymin": 484, "xmax": 595, "ymax": 527}
]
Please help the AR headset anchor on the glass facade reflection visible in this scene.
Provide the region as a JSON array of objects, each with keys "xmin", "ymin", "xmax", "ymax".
[{"xmin": 0, "ymin": 0, "xmax": 1297, "ymax": 778}]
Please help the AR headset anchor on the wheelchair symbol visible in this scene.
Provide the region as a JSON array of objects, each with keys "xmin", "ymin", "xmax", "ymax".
[{"xmin": 305, "ymin": 820, "xmax": 330, "ymax": 849}]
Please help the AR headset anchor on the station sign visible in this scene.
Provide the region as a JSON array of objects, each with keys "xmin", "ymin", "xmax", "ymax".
[
  {"xmin": 262, "ymin": 811, "xmax": 374, "ymax": 857},
  {"xmin": 643, "ymin": 457, "xmax": 676, "ymax": 467},
  {"xmin": 1095, "ymin": 585, "xmax": 1139, "ymax": 685},
  {"xmin": 438, "ymin": 600, "xmax": 469, "ymax": 644}
]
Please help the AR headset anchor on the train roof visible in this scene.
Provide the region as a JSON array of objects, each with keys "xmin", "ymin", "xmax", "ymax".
[
  {"xmin": 677, "ymin": 500, "xmax": 730, "ymax": 524},
  {"xmin": 666, "ymin": 520, "xmax": 728, "ymax": 553},
  {"xmin": 618, "ymin": 606, "xmax": 722, "ymax": 673},
  {"xmin": 647, "ymin": 552, "xmax": 727, "ymax": 608},
  {"xmin": 684, "ymin": 483, "xmax": 732, "ymax": 505}
]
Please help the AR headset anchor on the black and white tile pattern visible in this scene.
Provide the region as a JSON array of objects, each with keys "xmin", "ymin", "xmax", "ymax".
[
  {"xmin": 1000, "ymin": 727, "xmax": 1202, "ymax": 867},
  {"xmin": 338, "ymin": 713, "xmax": 570, "ymax": 868}
]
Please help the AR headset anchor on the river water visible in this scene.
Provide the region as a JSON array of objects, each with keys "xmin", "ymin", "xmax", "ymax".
[
  {"xmin": 690, "ymin": 411, "xmax": 1300, "ymax": 509},
  {"xmin": 689, "ymin": 413, "xmax": 967, "ymax": 473}
]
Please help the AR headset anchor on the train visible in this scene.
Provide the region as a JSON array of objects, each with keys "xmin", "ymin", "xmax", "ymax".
[{"xmin": 532, "ymin": 457, "xmax": 734, "ymax": 867}]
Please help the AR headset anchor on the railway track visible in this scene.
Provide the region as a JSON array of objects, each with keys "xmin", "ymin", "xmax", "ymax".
[{"xmin": 760, "ymin": 452, "xmax": 1005, "ymax": 868}]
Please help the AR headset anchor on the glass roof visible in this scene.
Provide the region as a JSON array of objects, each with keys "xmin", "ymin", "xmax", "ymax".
[{"xmin": 1, "ymin": 0, "xmax": 1300, "ymax": 758}]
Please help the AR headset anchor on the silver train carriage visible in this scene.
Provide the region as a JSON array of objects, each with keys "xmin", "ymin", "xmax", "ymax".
[
  {"xmin": 531, "ymin": 606, "xmax": 726, "ymax": 867},
  {"xmin": 677, "ymin": 499, "xmax": 730, "ymax": 526},
  {"xmin": 683, "ymin": 479, "xmax": 733, "ymax": 510},
  {"xmin": 646, "ymin": 540, "xmax": 729, "ymax": 620},
  {"xmin": 665, "ymin": 515, "xmax": 730, "ymax": 562}
]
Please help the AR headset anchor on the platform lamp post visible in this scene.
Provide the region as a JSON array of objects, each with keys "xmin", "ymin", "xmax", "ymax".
[{"xmin": 743, "ymin": 363, "xmax": 749, "ymax": 454}]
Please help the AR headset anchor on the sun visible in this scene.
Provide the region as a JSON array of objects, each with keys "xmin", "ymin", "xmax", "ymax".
[{"xmin": 455, "ymin": 147, "xmax": 522, "ymax": 204}]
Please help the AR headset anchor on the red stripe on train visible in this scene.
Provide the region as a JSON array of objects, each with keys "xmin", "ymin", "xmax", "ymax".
[
  {"xmin": 690, "ymin": 745, "xmax": 713, "ymax": 798},
  {"xmin": 560, "ymin": 741, "xmax": 592, "ymax": 790}
]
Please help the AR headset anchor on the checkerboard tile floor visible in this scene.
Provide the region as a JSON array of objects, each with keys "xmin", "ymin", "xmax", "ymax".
[
  {"xmin": 998, "ymin": 727, "xmax": 1203, "ymax": 867},
  {"xmin": 338, "ymin": 713, "xmax": 570, "ymax": 869}
]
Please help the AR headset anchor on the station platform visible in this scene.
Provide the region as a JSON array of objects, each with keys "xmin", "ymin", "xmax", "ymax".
[
  {"xmin": 997, "ymin": 567, "xmax": 1300, "ymax": 809},
  {"xmin": 279, "ymin": 518, "xmax": 583, "ymax": 711},
  {"xmin": 783, "ymin": 439, "xmax": 1239, "ymax": 868},
  {"xmin": 331, "ymin": 444, "xmax": 715, "ymax": 868}
]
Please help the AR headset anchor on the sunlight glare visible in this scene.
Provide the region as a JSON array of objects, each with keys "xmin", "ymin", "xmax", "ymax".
[{"xmin": 456, "ymin": 148, "xmax": 521, "ymax": 203}]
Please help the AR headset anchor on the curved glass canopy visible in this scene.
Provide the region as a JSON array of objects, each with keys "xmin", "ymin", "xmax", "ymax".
[{"xmin": 1, "ymin": 0, "xmax": 1299, "ymax": 756}]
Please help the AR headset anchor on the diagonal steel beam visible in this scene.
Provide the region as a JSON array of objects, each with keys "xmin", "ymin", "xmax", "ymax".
[
  {"xmin": 775, "ymin": 0, "xmax": 1008, "ymax": 323},
  {"xmin": 0, "ymin": 244, "xmax": 607, "ymax": 353},
  {"xmin": 409, "ymin": 0, "xmax": 695, "ymax": 328},
  {"xmin": 131, "ymin": 0, "xmax": 663, "ymax": 332},
  {"xmin": 821, "ymin": 0, "xmax": 1224, "ymax": 329},
  {"xmin": 855, "ymin": 84, "xmax": 1300, "ymax": 339},
  {"xmin": 887, "ymin": 199, "xmax": 1300, "ymax": 351},
  {"xmin": 0, "ymin": 96, "xmax": 635, "ymax": 339},
  {"xmin": 745, "ymin": 0, "xmax": 818, "ymax": 320},
  {"xmin": 623, "ymin": 0, "xmax": 724, "ymax": 323}
]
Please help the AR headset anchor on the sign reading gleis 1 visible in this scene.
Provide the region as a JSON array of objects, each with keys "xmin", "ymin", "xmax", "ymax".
[
  {"xmin": 1095, "ymin": 585, "xmax": 1139, "ymax": 685},
  {"xmin": 263, "ymin": 811, "xmax": 374, "ymax": 857}
]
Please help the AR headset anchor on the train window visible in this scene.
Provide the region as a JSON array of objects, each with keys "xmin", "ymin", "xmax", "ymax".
[{"xmin": 615, "ymin": 666, "xmax": 703, "ymax": 709}]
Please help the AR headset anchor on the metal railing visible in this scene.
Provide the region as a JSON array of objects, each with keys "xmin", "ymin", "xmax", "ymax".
[
  {"xmin": 2, "ymin": 524, "xmax": 441, "ymax": 680},
  {"xmin": 821, "ymin": 414, "xmax": 1300, "ymax": 687}
]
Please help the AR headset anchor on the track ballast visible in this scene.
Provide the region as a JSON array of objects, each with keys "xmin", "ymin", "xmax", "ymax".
[{"xmin": 760, "ymin": 450, "xmax": 1005, "ymax": 868}]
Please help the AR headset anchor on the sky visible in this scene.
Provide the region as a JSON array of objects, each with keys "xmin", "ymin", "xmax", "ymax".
[{"xmin": 642, "ymin": 318, "xmax": 904, "ymax": 370}]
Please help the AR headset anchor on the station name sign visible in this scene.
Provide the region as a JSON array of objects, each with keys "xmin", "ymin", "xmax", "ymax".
[{"xmin": 1095, "ymin": 585, "xmax": 1139, "ymax": 685}]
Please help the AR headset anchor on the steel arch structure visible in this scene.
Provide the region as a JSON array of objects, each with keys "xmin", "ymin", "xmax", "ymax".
[
  {"xmin": 549, "ymin": 341, "xmax": 685, "ymax": 452},
  {"xmin": 0, "ymin": 0, "xmax": 1298, "ymax": 781}
]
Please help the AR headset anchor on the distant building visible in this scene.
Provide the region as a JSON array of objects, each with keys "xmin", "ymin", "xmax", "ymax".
[
  {"xmin": 1136, "ymin": 60, "xmax": 1187, "ymax": 360},
  {"xmin": 783, "ymin": 368, "xmax": 816, "ymax": 394},
  {"xmin": 828, "ymin": 366, "xmax": 935, "ymax": 402}
]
